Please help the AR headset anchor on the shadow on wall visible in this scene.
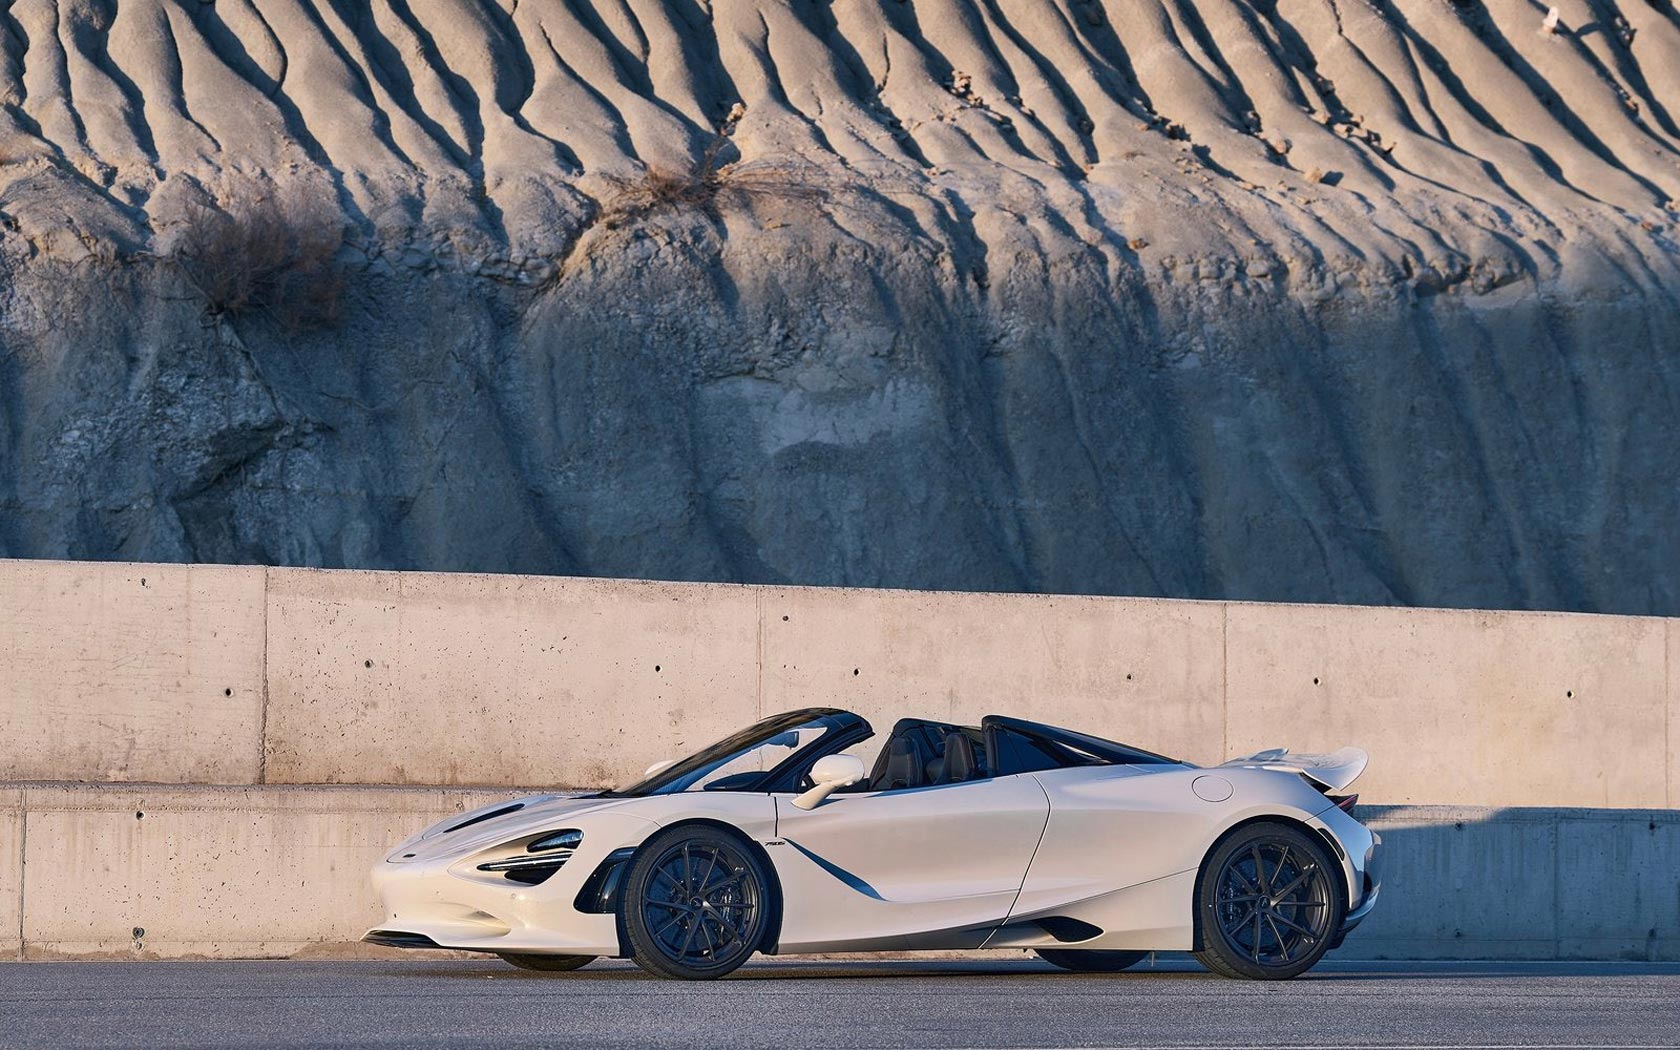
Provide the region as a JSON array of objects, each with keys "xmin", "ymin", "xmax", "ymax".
[{"xmin": 1341, "ymin": 806, "xmax": 1680, "ymax": 962}]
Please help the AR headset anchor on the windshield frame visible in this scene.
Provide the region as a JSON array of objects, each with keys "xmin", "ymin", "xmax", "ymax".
[{"xmin": 603, "ymin": 708, "xmax": 868, "ymax": 797}]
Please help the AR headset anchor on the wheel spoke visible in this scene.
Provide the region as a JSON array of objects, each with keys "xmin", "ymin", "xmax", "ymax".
[
  {"xmin": 1251, "ymin": 846, "xmax": 1271, "ymax": 894},
  {"xmin": 645, "ymin": 899, "xmax": 691, "ymax": 914},
  {"xmin": 652, "ymin": 912, "xmax": 686, "ymax": 938},
  {"xmin": 727, "ymin": 909, "xmax": 752, "ymax": 942},
  {"xmin": 706, "ymin": 872, "xmax": 747, "ymax": 894},
  {"xmin": 698, "ymin": 849, "xmax": 722, "ymax": 894},
  {"xmin": 1266, "ymin": 914, "xmax": 1290, "ymax": 963},
  {"xmin": 1221, "ymin": 904, "xmax": 1258, "ymax": 937},
  {"xmin": 1271, "ymin": 846, "xmax": 1292, "ymax": 891},
  {"xmin": 679, "ymin": 918, "xmax": 699, "ymax": 958},
  {"xmin": 1271, "ymin": 912, "xmax": 1319, "ymax": 939},
  {"xmin": 1226, "ymin": 864, "xmax": 1258, "ymax": 895},
  {"xmin": 1271, "ymin": 864, "xmax": 1315, "ymax": 900},
  {"xmin": 1250, "ymin": 910, "xmax": 1263, "ymax": 961}
]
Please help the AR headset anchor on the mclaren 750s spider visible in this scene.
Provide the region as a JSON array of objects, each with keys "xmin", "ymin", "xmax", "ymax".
[{"xmin": 367, "ymin": 708, "xmax": 1380, "ymax": 980}]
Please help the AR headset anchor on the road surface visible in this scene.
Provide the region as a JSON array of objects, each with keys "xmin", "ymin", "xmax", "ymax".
[{"xmin": 2, "ymin": 956, "xmax": 1676, "ymax": 1049}]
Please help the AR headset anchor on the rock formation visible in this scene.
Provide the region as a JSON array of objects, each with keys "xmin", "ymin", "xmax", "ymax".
[{"xmin": 1, "ymin": 0, "xmax": 1677, "ymax": 613}]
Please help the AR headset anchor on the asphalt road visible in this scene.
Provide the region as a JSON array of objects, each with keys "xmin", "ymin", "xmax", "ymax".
[{"xmin": 2, "ymin": 956, "xmax": 1677, "ymax": 1050}]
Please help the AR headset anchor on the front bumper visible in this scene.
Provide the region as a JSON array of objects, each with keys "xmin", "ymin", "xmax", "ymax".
[{"xmin": 364, "ymin": 811, "xmax": 658, "ymax": 957}]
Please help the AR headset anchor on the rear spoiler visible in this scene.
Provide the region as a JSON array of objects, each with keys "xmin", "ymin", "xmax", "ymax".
[{"xmin": 1217, "ymin": 746, "xmax": 1369, "ymax": 793}]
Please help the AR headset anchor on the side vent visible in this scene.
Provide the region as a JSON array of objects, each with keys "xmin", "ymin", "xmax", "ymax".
[
  {"xmin": 574, "ymin": 848, "xmax": 637, "ymax": 913},
  {"xmin": 1034, "ymin": 916, "xmax": 1105, "ymax": 943},
  {"xmin": 362, "ymin": 930, "xmax": 445, "ymax": 950}
]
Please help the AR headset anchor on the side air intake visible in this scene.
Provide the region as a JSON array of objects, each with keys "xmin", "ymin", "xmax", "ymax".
[{"xmin": 1034, "ymin": 917, "xmax": 1105, "ymax": 943}]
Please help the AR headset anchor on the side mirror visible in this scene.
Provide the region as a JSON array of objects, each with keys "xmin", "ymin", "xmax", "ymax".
[
  {"xmin": 644, "ymin": 759, "xmax": 677, "ymax": 778},
  {"xmin": 790, "ymin": 754, "xmax": 867, "ymax": 811}
]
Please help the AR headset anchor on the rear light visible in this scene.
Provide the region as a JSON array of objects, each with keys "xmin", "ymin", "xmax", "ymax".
[{"xmin": 1332, "ymin": 793, "xmax": 1359, "ymax": 812}]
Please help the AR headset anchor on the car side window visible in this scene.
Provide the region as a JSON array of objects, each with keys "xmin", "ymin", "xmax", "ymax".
[{"xmin": 990, "ymin": 727, "xmax": 1100, "ymax": 776}]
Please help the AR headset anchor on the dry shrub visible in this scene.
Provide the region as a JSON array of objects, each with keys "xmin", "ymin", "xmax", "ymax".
[
  {"xmin": 169, "ymin": 183, "xmax": 346, "ymax": 330},
  {"xmin": 599, "ymin": 135, "xmax": 824, "ymax": 226}
]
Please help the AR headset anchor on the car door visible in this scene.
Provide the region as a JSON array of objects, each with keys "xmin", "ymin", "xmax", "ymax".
[{"xmin": 769, "ymin": 774, "xmax": 1050, "ymax": 952}]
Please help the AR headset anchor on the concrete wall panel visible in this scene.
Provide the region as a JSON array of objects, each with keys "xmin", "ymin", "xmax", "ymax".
[
  {"xmin": 1668, "ymin": 619, "xmax": 1677, "ymax": 808},
  {"xmin": 0, "ymin": 561, "xmax": 265, "ymax": 783},
  {"xmin": 1349, "ymin": 807, "xmax": 1559, "ymax": 959},
  {"xmin": 1225, "ymin": 604, "xmax": 1669, "ymax": 807},
  {"xmin": 262, "ymin": 570, "xmax": 761, "ymax": 787},
  {"xmin": 1346, "ymin": 806, "xmax": 1680, "ymax": 962},
  {"xmin": 1, "ymin": 789, "xmax": 20, "ymax": 959},
  {"xmin": 18, "ymin": 785, "xmax": 514, "ymax": 958},
  {"xmin": 760, "ymin": 587, "xmax": 1225, "ymax": 766},
  {"xmin": 1555, "ymin": 810, "xmax": 1680, "ymax": 961}
]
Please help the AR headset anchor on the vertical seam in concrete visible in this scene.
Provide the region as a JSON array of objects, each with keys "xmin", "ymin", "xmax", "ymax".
[
  {"xmin": 16, "ymin": 787, "xmax": 27, "ymax": 960},
  {"xmin": 1220, "ymin": 604, "xmax": 1229, "ymax": 760},
  {"xmin": 755, "ymin": 589, "xmax": 765, "ymax": 722},
  {"xmin": 1550, "ymin": 812, "xmax": 1561, "ymax": 959},
  {"xmin": 258, "ymin": 567, "xmax": 270, "ymax": 785},
  {"xmin": 1666, "ymin": 621, "xmax": 1673, "ymax": 809}
]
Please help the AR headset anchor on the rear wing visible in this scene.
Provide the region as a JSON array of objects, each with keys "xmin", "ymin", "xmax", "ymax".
[{"xmin": 1217, "ymin": 746, "xmax": 1369, "ymax": 793}]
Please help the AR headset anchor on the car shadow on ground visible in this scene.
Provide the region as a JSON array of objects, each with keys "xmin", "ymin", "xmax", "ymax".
[{"xmin": 372, "ymin": 956, "xmax": 1680, "ymax": 982}]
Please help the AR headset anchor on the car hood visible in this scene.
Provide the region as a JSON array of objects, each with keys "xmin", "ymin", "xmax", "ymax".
[{"xmin": 389, "ymin": 792, "xmax": 649, "ymax": 862}]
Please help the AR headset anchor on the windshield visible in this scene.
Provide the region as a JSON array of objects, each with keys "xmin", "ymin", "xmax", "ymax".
[{"xmin": 606, "ymin": 708, "xmax": 861, "ymax": 797}]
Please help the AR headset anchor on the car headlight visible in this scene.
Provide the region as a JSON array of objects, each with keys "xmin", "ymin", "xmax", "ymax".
[
  {"xmin": 527, "ymin": 829, "xmax": 583, "ymax": 853},
  {"xmin": 474, "ymin": 830, "xmax": 584, "ymax": 886}
]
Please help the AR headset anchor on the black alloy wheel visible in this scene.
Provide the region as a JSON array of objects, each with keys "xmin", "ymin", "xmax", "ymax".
[
  {"xmin": 621, "ymin": 826, "xmax": 772, "ymax": 980},
  {"xmin": 1194, "ymin": 822, "xmax": 1345, "ymax": 980},
  {"xmin": 1036, "ymin": 948, "xmax": 1149, "ymax": 973},
  {"xmin": 497, "ymin": 953, "xmax": 595, "ymax": 972}
]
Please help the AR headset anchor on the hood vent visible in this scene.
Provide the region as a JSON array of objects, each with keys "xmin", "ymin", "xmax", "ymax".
[{"xmin": 444, "ymin": 803, "xmax": 525, "ymax": 834}]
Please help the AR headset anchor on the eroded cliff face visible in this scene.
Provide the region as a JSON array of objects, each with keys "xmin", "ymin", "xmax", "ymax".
[{"xmin": 0, "ymin": 0, "xmax": 1677, "ymax": 612}]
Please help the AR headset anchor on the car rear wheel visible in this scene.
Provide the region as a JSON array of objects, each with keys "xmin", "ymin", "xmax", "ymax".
[
  {"xmin": 1194, "ymin": 822, "xmax": 1345, "ymax": 980},
  {"xmin": 496, "ymin": 953, "xmax": 595, "ymax": 972},
  {"xmin": 1036, "ymin": 949, "xmax": 1148, "ymax": 973},
  {"xmin": 621, "ymin": 825, "xmax": 771, "ymax": 980}
]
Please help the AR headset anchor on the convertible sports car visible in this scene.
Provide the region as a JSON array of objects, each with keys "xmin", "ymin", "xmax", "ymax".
[{"xmin": 366, "ymin": 708, "xmax": 1381, "ymax": 980}]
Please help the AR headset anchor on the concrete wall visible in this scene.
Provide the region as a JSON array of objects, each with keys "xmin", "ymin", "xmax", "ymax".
[
  {"xmin": 0, "ymin": 787, "xmax": 1672, "ymax": 962},
  {"xmin": 3, "ymin": 559, "xmax": 1675, "ymax": 806},
  {"xmin": 1355, "ymin": 806, "xmax": 1680, "ymax": 961},
  {"xmin": 0, "ymin": 562, "xmax": 266, "ymax": 784},
  {"xmin": 1, "ymin": 784, "xmax": 512, "ymax": 960},
  {"xmin": 2, "ymin": 558, "xmax": 1677, "ymax": 961}
]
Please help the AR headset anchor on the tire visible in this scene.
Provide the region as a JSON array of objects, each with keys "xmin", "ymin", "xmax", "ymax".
[
  {"xmin": 1193, "ymin": 822, "xmax": 1346, "ymax": 980},
  {"xmin": 621, "ymin": 825, "xmax": 772, "ymax": 980},
  {"xmin": 497, "ymin": 953, "xmax": 595, "ymax": 972},
  {"xmin": 1037, "ymin": 949, "xmax": 1149, "ymax": 973}
]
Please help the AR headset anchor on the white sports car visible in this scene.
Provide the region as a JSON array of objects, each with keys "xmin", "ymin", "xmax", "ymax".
[{"xmin": 366, "ymin": 708, "xmax": 1381, "ymax": 980}]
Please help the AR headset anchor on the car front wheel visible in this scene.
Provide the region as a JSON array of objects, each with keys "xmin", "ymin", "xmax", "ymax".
[{"xmin": 621, "ymin": 825, "xmax": 772, "ymax": 980}]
